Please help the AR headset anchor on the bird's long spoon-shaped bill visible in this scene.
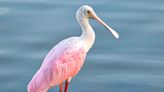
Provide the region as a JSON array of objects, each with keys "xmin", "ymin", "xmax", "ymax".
[{"xmin": 93, "ymin": 15, "xmax": 119, "ymax": 39}]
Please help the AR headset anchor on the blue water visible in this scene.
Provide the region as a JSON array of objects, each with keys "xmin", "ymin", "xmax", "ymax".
[{"xmin": 0, "ymin": 0, "xmax": 164, "ymax": 92}]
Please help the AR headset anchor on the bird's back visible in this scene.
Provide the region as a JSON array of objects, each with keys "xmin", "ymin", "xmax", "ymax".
[{"xmin": 27, "ymin": 37, "xmax": 87, "ymax": 92}]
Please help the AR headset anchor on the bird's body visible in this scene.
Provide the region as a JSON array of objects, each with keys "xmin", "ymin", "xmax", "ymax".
[
  {"xmin": 28, "ymin": 37, "xmax": 88, "ymax": 92},
  {"xmin": 27, "ymin": 5, "xmax": 119, "ymax": 92}
]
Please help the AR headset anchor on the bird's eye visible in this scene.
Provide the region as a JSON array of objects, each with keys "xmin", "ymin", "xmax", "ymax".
[{"xmin": 87, "ymin": 10, "xmax": 90, "ymax": 14}]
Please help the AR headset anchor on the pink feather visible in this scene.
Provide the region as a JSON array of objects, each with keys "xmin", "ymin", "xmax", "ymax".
[{"xmin": 27, "ymin": 37, "xmax": 86, "ymax": 92}]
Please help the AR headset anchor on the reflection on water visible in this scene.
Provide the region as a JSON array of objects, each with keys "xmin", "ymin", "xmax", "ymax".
[{"xmin": 0, "ymin": 0, "xmax": 164, "ymax": 92}]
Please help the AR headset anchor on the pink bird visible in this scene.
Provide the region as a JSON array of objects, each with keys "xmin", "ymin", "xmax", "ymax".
[{"xmin": 27, "ymin": 5, "xmax": 119, "ymax": 92}]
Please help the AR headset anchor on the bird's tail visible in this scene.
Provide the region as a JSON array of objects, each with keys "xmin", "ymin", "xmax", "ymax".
[{"xmin": 27, "ymin": 81, "xmax": 37, "ymax": 92}]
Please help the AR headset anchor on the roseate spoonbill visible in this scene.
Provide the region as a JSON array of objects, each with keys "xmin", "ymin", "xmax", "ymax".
[{"xmin": 27, "ymin": 5, "xmax": 119, "ymax": 92}]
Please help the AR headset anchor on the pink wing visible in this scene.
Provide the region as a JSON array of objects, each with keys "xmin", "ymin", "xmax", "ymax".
[{"xmin": 28, "ymin": 37, "xmax": 86, "ymax": 92}]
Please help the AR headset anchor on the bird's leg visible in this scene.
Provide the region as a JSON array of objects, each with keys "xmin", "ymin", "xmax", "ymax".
[
  {"xmin": 59, "ymin": 83, "xmax": 63, "ymax": 92},
  {"xmin": 64, "ymin": 78, "xmax": 72, "ymax": 92},
  {"xmin": 64, "ymin": 80, "xmax": 69, "ymax": 92}
]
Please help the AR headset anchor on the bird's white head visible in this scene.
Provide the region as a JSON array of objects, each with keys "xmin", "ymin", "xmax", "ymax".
[{"xmin": 76, "ymin": 5, "xmax": 119, "ymax": 39}]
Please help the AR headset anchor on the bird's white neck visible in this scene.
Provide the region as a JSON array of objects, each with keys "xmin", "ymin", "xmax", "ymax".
[{"xmin": 78, "ymin": 17, "xmax": 95, "ymax": 52}]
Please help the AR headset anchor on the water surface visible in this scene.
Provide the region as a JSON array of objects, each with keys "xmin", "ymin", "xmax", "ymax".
[{"xmin": 0, "ymin": 0, "xmax": 164, "ymax": 92}]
